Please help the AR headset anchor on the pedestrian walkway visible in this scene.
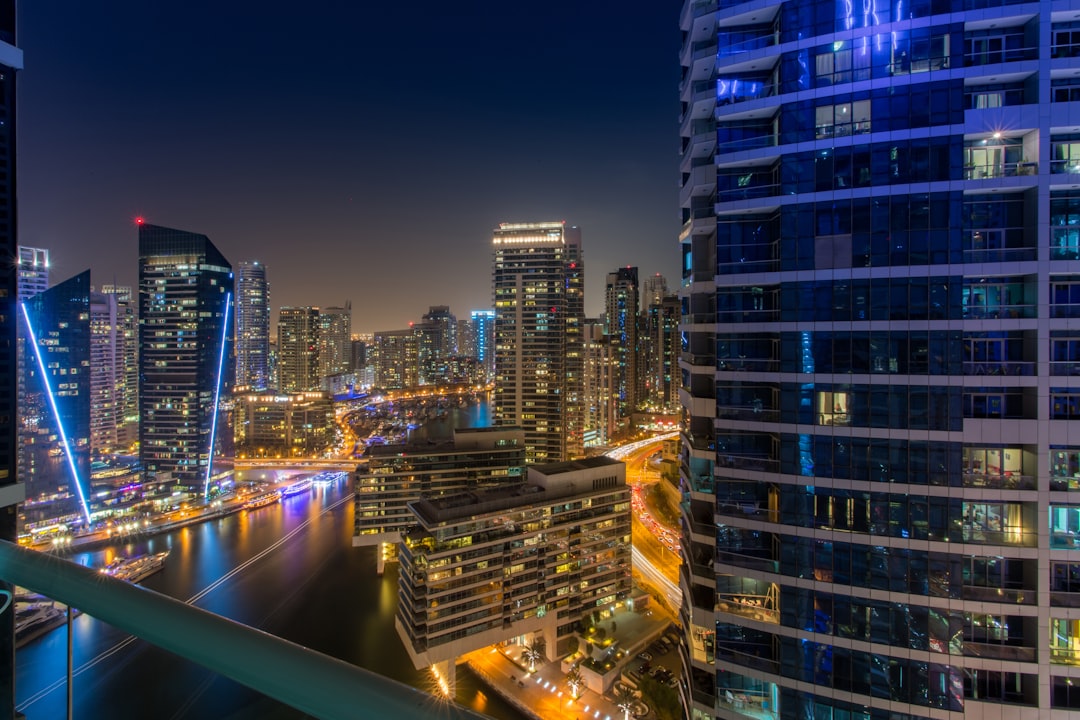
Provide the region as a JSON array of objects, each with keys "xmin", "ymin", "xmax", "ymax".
[{"xmin": 462, "ymin": 605, "xmax": 673, "ymax": 720}]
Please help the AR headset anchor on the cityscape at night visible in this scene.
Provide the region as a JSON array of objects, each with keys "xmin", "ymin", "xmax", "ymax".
[{"xmin": 3, "ymin": 0, "xmax": 1080, "ymax": 719}]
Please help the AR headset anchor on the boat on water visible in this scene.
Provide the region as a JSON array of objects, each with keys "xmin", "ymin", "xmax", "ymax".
[
  {"xmin": 281, "ymin": 478, "xmax": 313, "ymax": 498},
  {"xmin": 99, "ymin": 551, "xmax": 169, "ymax": 583},
  {"xmin": 15, "ymin": 602, "xmax": 65, "ymax": 644},
  {"xmin": 243, "ymin": 491, "xmax": 281, "ymax": 510}
]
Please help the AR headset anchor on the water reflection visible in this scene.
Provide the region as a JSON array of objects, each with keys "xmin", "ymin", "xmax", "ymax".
[{"xmin": 15, "ymin": 476, "xmax": 522, "ymax": 719}]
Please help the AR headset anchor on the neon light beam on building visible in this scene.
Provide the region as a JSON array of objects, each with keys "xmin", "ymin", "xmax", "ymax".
[
  {"xmin": 204, "ymin": 291, "xmax": 231, "ymax": 501},
  {"xmin": 20, "ymin": 302, "xmax": 93, "ymax": 527}
]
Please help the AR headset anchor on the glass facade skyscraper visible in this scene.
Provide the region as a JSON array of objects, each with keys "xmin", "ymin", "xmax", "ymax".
[
  {"xmin": 138, "ymin": 223, "xmax": 232, "ymax": 497},
  {"xmin": 21, "ymin": 270, "xmax": 91, "ymax": 528},
  {"xmin": 235, "ymin": 260, "xmax": 270, "ymax": 391},
  {"xmin": 678, "ymin": 0, "xmax": 1080, "ymax": 718}
]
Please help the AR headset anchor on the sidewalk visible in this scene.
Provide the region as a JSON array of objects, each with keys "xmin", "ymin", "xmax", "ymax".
[
  {"xmin": 465, "ymin": 647, "xmax": 623, "ymax": 720},
  {"xmin": 462, "ymin": 605, "xmax": 673, "ymax": 720}
]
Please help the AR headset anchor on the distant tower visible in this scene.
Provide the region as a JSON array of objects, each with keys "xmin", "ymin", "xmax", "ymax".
[
  {"xmin": 101, "ymin": 285, "xmax": 138, "ymax": 448},
  {"xmin": 470, "ymin": 310, "xmax": 495, "ymax": 381},
  {"xmin": 235, "ymin": 261, "xmax": 270, "ymax": 391},
  {"xmin": 278, "ymin": 307, "xmax": 320, "ymax": 393},
  {"xmin": 605, "ymin": 267, "xmax": 639, "ymax": 425},
  {"xmin": 641, "ymin": 272, "xmax": 667, "ymax": 312},
  {"xmin": 417, "ymin": 305, "xmax": 456, "ymax": 384},
  {"xmin": 317, "ymin": 303, "xmax": 352, "ymax": 385},
  {"xmin": 492, "ymin": 221, "xmax": 583, "ymax": 463},
  {"xmin": 138, "ymin": 223, "xmax": 232, "ymax": 497},
  {"xmin": 21, "ymin": 271, "xmax": 92, "ymax": 527},
  {"xmin": 373, "ymin": 328, "xmax": 418, "ymax": 390},
  {"xmin": 16, "ymin": 246, "xmax": 49, "ymax": 300},
  {"xmin": 89, "ymin": 289, "xmax": 122, "ymax": 453}
]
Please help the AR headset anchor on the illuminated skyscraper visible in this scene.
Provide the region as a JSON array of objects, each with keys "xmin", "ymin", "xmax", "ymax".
[
  {"xmin": 492, "ymin": 221, "xmax": 584, "ymax": 463},
  {"xmin": 89, "ymin": 289, "xmax": 122, "ymax": 452},
  {"xmin": 101, "ymin": 285, "xmax": 138, "ymax": 449},
  {"xmin": 678, "ymin": 0, "xmax": 1080, "ymax": 717},
  {"xmin": 20, "ymin": 271, "xmax": 92, "ymax": 529},
  {"xmin": 317, "ymin": 303, "xmax": 351, "ymax": 385},
  {"xmin": 277, "ymin": 306, "xmax": 319, "ymax": 392},
  {"xmin": 17, "ymin": 246, "xmax": 48, "ymax": 300},
  {"xmin": 235, "ymin": 260, "xmax": 270, "ymax": 391},
  {"xmin": 138, "ymin": 223, "xmax": 232, "ymax": 497},
  {"xmin": 604, "ymin": 266, "xmax": 638, "ymax": 427},
  {"xmin": 469, "ymin": 309, "xmax": 495, "ymax": 381}
]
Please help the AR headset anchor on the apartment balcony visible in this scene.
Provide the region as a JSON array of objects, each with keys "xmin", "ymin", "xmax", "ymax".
[
  {"xmin": 679, "ymin": 164, "xmax": 717, "ymax": 207},
  {"xmin": 680, "ymin": 0, "xmax": 717, "ymax": 33}
]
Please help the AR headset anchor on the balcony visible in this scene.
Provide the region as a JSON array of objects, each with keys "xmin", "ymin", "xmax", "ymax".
[
  {"xmin": 963, "ymin": 361, "xmax": 1035, "ymax": 377},
  {"xmin": 964, "ymin": 161, "xmax": 1038, "ymax": 179}
]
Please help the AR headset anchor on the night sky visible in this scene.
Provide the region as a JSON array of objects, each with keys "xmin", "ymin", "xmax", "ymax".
[{"xmin": 18, "ymin": 2, "xmax": 681, "ymax": 332}]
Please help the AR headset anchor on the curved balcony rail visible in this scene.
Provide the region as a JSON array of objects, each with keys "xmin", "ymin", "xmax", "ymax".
[
  {"xmin": 963, "ymin": 45, "xmax": 1038, "ymax": 67},
  {"xmin": 0, "ymin": 540, "xmax": 491, "ymax": 720},
  {"xmin": 962, "ymin": 641, "xmax": 1036, "ymax": 662}
]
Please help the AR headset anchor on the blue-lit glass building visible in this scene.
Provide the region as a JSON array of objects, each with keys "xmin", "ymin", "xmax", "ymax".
[
  {"xmin": 678, "ymin": 0, "xmax": 1080, "ymax": 717},
  {"xmin": 20, "ymin": 271, "xmax": 92, "ymax": 529},
  {"xmin": 138, "ymin": 223, "xmax": 232, "ymax": 498}
]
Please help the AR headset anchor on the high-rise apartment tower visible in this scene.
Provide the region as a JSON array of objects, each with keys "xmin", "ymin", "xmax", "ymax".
[
  {"xmin": 678, "ymin": 0, "xmax": 1080, "ymax": 718},
  {"xmin": 235, "ymin": 261, "xmax": 270, "ymax": 391},
  {"xmin": 492, "ymin": 222, "xmax": 584, "ymax": 463},
  {"xmin": 138, "ymin": 223, "xmax": 232, "ymax": 497}
]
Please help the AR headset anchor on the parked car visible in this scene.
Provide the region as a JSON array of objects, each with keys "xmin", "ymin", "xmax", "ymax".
[{"xmin": 637, "ymin": 651, "xmax": 652, "ymax": 662}]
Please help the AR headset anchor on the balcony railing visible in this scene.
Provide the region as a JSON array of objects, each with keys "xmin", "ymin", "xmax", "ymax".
[
  {"xmin": 0, "ymin": 540, "xmax": 491, "ymax": 720},
  {"xmin": 963, "ymin": 361, "xmax": 1035, "ymax": 377},
  {"xmin": 962, "ymin": 472, "xmax": 1036, "ymax": 491},
  {"xmin": 964, "ymin": 161, "xmax": 1038, "ymax": 179}
]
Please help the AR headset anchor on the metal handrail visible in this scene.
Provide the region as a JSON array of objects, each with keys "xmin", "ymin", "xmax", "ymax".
[{"xmin": 0, "ymin": 540, "xmax": 488, "ymax": 720}]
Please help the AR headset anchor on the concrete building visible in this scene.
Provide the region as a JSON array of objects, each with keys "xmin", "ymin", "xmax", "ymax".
[
  {"xmin": 396, "ymin": 455, "xmax": 630, "ymax": 691},
  {"xmin": 317, "ymin": 304, "xmax": 351, "ymax": 385},
  {"xmin": 235, "ymin": 260, "xmax": 270, "ymax": 391},
  {"xmin": 233, "ymin": 391, "xmax": 334, "ymax": 459},
  {"xmin": 469, "ymin": 309, "xmax": 495, "ymax": 382},
  {"xmin": 101, "ymin": 285, "xmax": 138, "ymax": 449},
  {"xmin": 677, "ymin": 0, "xmax": 1080, "ymax": 717},
  {"xmin": 138, "ymin": 223, "xmax": 232, "ymax": 498},
  {"xmin": 89, "ymin": 289, "xmax": 122, "ymax": 453},
  {"xmin": 492, "ymin": 221, "xmax": 584, "ymax": 463},
  {"xmin": 582, "ymin": 319, "xmax": 615, "ymax": 448},
  {"xmin": 277, "ymin": 306, "xmax": 320, "ymax": 393},
  {"xmin": 372, "ymin": 328, "xmax": 419, "ymax": 390},
  {"xmin": 352, "ymin": 427, "xmax": 525, "ymax": 573}
]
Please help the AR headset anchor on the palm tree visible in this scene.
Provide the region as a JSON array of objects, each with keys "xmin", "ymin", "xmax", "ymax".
[
  {"xmin": 613, "ymin": 684, "xmax": 636, "ymax": 720},
  {"xmin": 565, "ymin": 666, "xmax": 584, "ymax": 699},
  {"xmin": 521, "ymin": 641, "xmax": 544, "ymax": 673}
]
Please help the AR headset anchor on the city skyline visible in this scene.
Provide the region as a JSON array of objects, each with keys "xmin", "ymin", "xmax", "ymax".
[{"xmin": 17, "ymin": 1, "xmax": 680, "ymax": 331}]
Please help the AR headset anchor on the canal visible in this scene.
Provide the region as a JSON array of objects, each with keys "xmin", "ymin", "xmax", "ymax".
[{"xmin": 15, "ymin": 410, "xmax": 523, "ymax": 719}]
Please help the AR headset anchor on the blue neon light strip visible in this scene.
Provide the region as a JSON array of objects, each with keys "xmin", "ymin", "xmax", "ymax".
[
  {"xmin": 21, "ymin": 303, "xmax": 93, "ymax": 527},
  {"xmin": 204, "ymin": 291, "xmax": 231, "ymax": 501}
]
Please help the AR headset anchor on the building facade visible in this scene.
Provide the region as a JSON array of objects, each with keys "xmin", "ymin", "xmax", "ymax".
[
  {"xmin": 16, "ymin": 246, "xmax": 48, "ymax": 301},
  {"xmin": 89, "ymin": 289, "xmax": 122, "ymax": 453},
  {"xmin": 372, "ymin": 328, "xmax": 418, "ymax": 390},
  {"xmin": 678, "ymin": 1, "xmax": 1080, "ymax": 718},
  {"xmin": 235, "ymin": 260, "xmax": 270, "ymax": 391},
  {"xmin": 317, "ymin": 303, "xmax": 351, "ymax": 385},
  {"xmin": 138, "ymin": 223, "xmax": 232, "ymax": 497},
  {"xmin": 605, "ymin": 266, "xmax": 639, "ymax": 427},
  {"xmin": 233, "ymin": 391, "xmax": 334, "ymax": 459},
  {"xmin": 20, "ymin": 271, "xmax": 92, "ymax": 529},
  {"xmin": 0, "ymin": 17, "xmax": 23, "ymax": 704},
  {"xmin": 396, "ymin": 456, "xmax": 631, "ymax": 680},
  {"xmin": 492, "ymin": 221, "xmax": 584, "ymax": 463},
  {"xmin": 101, "ymin": 285, "xmax": 138, "ymax": 449},
  {"xmin": 277, "ymin": 306, "xmax": 320, "ymax": 393},
  {"xmin": 352, "ymin": 427, "xmax": 526, "ymax": 572},
  {"xmin": 470, "ymin": 309, "xmax": 496, "ymax": 382}
]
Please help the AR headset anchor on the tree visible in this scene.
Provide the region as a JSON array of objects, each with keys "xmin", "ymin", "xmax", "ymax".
[
  {"xmin": 613, "ymin": 684, "xmax": 637, "ymax": 720},
  {"xmin": 565, "ymin": 666, "xmax": 584, "ymax": 699},
  {"xmin": 522, "ymin": 640, "xmax": 544, "ymax": 673}
]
